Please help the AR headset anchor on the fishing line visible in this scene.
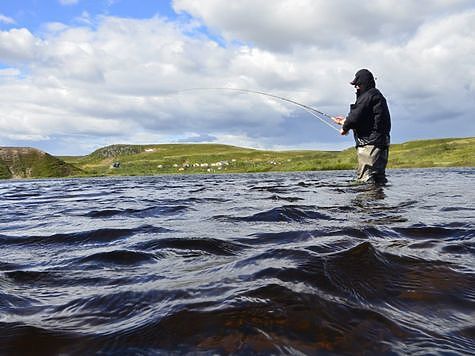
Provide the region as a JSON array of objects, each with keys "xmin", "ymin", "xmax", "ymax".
[{"xmin": 176, "ymin": 87, "xmax": 340, "ymax": 132}]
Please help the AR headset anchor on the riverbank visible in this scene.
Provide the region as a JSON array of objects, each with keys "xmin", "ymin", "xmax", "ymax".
[
  {"xmin": 1, "ymin": 137, "xmax": 474, "ymax": 179},
  {"xmin": 61, "ymin": 137, "xmax": 475, "ymax": 177}
]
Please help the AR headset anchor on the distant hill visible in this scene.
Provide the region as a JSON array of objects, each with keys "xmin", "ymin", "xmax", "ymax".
[
  {"xmin": 62, "ymin": 137, "xmax": 475, "ymax": 177},
  {"xmin": 0, "ymin": 147, "xmax": 81, "ymax": 179},
  {"xmin": 1, "ymin": 137, "xmax": 473, "ymax": 179}
]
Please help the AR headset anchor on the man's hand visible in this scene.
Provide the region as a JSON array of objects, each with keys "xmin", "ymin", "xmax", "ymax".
[
  {"xmin": 333, "ymin": 116, "xmax": 349, "ymax": 135},
  {"xmin": 332, "ymin": 116, "xmax": 346, "ymax": 125}
]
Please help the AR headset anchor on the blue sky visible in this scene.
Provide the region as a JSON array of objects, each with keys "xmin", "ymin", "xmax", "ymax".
[
  {"xmin": 1, "ymin": 0, "xmax": 474, "ymax": 155},
  {"xmin": 1, "ymin": 0, "xmax": 177, "ymax": 29}
]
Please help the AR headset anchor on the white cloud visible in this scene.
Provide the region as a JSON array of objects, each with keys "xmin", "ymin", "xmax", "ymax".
[
  {"xmin": 0, "ymin": 14, "xmax": 16, "ymax": 25},
  {"xmin": 0, "ymin": 28, "xmax": 44, "ymax": 63},
  {"xmin": 173, "ymin": 0, "xmax": 474, "ymax": 51},
  {"xmin": 58, "ymin": 0, "xmax": 79, "ymax": 5},
  {"xmin": 0, "ymin": 68, "xmax": 21, "ymax": 77},
  {"xmin": 0, "ymin": 2, "xmax": 474, "ymax": 154}
]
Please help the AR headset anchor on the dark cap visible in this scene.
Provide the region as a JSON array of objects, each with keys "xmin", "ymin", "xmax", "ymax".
[{"xmin": 350, "ymin": 69, "xmax": 374, "ymax": 86}]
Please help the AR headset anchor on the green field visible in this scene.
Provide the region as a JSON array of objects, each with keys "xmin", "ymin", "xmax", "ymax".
[{"xmin": 60, "ymin": 137, "xmax": 475, "ymax": 177}]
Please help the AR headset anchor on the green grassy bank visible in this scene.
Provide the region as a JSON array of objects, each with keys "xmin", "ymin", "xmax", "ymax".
[
  {"xmin": 1, "ymin": 137, "xmax": 473, "ymax": 179},
  {"xmin": 60, "ymin": 137, "xmax": 474, "ymax": 177}
]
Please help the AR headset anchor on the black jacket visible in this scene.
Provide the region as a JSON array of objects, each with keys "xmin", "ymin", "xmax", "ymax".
[{"xmin": 343, "ymin": 70, "xmax": 391, "ymax": 147}]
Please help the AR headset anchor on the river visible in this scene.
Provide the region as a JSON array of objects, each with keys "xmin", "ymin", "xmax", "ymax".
[{"xmin": 0, "ymin": 168, "xmax": 474, "ymax": 354}]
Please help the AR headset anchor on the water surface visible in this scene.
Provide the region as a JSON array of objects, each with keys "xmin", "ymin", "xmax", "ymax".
[{"xmin": 0, "ymin": 168, "xmax": 474, "ymax": 354}]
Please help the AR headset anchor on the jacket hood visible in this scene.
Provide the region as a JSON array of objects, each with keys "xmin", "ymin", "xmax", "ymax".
[{"xmin": 350, "ymin": 69, "xmax": 376, "ymax": 93}]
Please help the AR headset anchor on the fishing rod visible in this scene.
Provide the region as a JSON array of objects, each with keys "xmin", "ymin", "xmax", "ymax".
[{"xmin": 177, "ymin": 87, "xmax": 340, "ymax": 132}]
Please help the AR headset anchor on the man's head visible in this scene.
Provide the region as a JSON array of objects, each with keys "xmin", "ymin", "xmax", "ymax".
[{"xmin": 350, "ymin": 69, "xmax": 376, "ymax": 94}]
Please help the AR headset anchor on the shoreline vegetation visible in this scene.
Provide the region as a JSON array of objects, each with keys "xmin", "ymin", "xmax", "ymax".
[{"xmin": 1, "ymin": 137, "xmax": 474, "ymax": 179}]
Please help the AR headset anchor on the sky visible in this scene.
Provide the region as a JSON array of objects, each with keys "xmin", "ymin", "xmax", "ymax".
[{"xmin": 0, "ymin": 0, "xmax": 474, "ymax": 155}]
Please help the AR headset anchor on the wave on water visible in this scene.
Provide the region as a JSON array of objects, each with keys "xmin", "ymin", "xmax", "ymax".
[
  {"xmin": 0, "ymin": 225, "xmax": 170, "ymax": 246},
  {"xmin": 85, "ymin": 205, "xmax": 190, "ymax": 218},
  {"xmin": 215, "ymin": 205, "xmax": 332, "ymax": 223}
]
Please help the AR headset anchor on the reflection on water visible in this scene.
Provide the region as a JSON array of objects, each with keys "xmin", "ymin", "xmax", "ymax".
[
  {"xmin": 0, "ymin": 168, "xmax": 474, "ymax": 354},
  {"xmin": 353, "ymin": 184, "xmax": 386, "ymax": 205}
]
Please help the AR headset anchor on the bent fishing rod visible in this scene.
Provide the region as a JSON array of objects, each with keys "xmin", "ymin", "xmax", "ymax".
[{"xmin": 177, "ymin": 87, "xmax": 340, "ymax": 132}]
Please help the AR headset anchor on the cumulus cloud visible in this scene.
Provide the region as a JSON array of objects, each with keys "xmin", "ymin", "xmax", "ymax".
[
  {"xmin": 173, "ymin": 0, "xmax": 474, "ymax": 51},
  {"xmin": 0, "ymin": 28, "xmax": 43, "ymax": 63},
  {"xmin": 0, "ymin": 1, "xmax": 474, "ymax": 155}
]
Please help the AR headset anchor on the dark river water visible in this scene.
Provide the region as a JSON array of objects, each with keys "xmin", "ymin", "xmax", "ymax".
[{"xmin": 0, "ymin": 168, "xmax": 474, "ymax": 355}]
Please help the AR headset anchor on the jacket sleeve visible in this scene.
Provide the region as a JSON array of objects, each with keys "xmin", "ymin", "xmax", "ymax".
[{"xmin": 342, "ymin": 101, "xmax": 365, "ymax": 132}]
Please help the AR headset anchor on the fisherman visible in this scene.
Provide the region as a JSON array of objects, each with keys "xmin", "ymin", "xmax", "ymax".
[{"xmin": 333, "ymin": 69, "xmax": 391, "ymax": 184}]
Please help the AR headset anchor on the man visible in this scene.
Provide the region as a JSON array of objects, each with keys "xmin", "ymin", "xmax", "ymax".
[{"xmin": 333, "ymin": 69, "xmax": 391, "ymax": 184}]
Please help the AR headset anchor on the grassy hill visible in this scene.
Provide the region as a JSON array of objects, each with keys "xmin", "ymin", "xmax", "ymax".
[
  {"xmin": 61, "ymin": 137, "xmax": 475, "ymax": 177},
  {"xmin": 0, "ymin": 147, "xmax": 82, "ymax": 179},
  {"xmin": 61, "ymin": 143, "xmax": 353, "ymax": 176},
  {"xmin": 387, "ymin": 137, "xmax": 475, "ymax": 168},
  {"xmin": 1, "ymin": 137, "xmax": 472, "ymax": 179}
]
